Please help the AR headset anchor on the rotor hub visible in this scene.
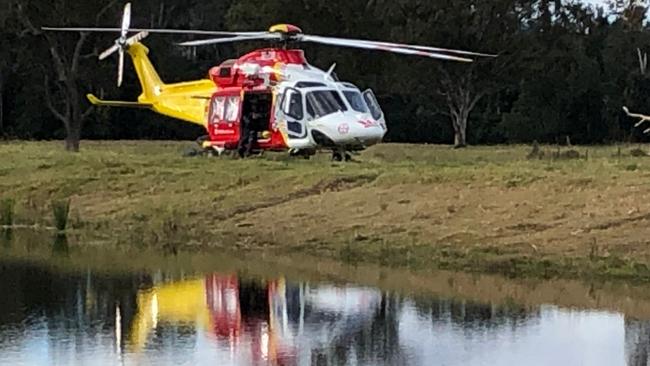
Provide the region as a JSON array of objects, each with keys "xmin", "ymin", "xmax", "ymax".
[{"xmin": 268, "ymin": 24, "xmax": 302, "ymax": 35}]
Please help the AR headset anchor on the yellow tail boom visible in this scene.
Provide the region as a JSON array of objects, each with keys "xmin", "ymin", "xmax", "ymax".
[{"xmin": 87, "ymin": 42, "xmax": 216, "ymax": 127}]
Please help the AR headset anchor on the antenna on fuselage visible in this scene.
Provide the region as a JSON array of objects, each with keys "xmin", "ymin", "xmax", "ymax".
[{"xmin": 325, "ymin": 63, "xmax": 337, "ymax": 81}]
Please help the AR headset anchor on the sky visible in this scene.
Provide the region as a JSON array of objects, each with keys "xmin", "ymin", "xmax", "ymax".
[{"xmin": 583, "ymin": 0, "xmax": 647, "ymax": 8}]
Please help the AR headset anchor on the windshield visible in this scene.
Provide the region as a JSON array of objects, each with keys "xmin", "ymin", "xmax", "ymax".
[
  {"xmin": 343, "ymin": 91, "xmax": 368, "ymax": 113},
  {"xmin": 306, "ymin": 90, "xmax": 348, "ymax": 118},
  {"xmin": 363, "ymin": 90, "xmax": 383, "ymax": 120}
]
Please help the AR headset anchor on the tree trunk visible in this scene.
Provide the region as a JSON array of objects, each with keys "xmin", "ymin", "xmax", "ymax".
[
  {"xmin": 65, "ymin": 128, "xmax": 80, "ymax": 151},
  {"xmin": 453, "ymin": 126, "xmax": 467, "ymax": 148},
  {"xmin": 0, "ymin": 88, "xmax": 3, "ymax": 138},
  {"xmin": 452, "ymin": 109, "xmax": 469, "ymax": 148},
  {"xmin": 0, "ymin": 72, "xmax": 4, "ymax": 137},
  {"xmin": 65, "ymin": 85, "xmax": 82, "ymax": 152},
  {"xmin": 65, "ymin": 75, "xmax": 85, "ymax": 152}
]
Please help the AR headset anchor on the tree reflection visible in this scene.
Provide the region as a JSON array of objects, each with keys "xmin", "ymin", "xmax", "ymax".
[
  {"xmin": 51, "ymin": 233, "xmax": 69, "ymax": 256},
  {"xmin": 411, "ymin": 295, "xmax": 539, "ymax": 331},
  {"xmin": 0, "ymin": 261, "xmax": 614, "ymax": 366},
  {"xmin": 0, "ymin": 229, "xmax": 11, "ymax": 248},
  {"xmin": 308, "ymin": 292, "xmax": 408, "ymax": 366},
  {"xmin": 0, "ymin": 262, "xmax": 149, "ymax": 354},
  {"xmin": 626, "ymin": 317, "xmax": 650, "ymax": 366}
]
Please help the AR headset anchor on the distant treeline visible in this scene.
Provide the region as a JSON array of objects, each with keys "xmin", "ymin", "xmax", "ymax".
[{"xmin": 0, "ymin": 0, "xmax": 649, "ymax": 146}]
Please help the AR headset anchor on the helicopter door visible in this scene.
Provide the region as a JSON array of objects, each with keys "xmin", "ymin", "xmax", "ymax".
[
  {"xmin": 209, "ymin": 92, "xmax": 241, "ymax": 144},
  {"xmin": 362, "ymin": 89, "xmax": 386, "ymax": 129},
  {"xmin": 277, "ymin": 88, "xmax": 309, "ymax": 144}
]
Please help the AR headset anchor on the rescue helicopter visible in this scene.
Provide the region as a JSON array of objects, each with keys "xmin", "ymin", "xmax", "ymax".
[
  {"xmin": 122, "ymin": 273, "xmax": 381, "ymax": 364},
  {"xmin": 43, "ymin": 3, "xmax": 496, "ymax": 161}
]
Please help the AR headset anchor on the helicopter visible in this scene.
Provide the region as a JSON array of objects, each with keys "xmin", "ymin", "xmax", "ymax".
[
  {"xmin": 43, "ymin": 3, "xmax": 496, "ymax": 161},
  {"xmin": 124, "ymin": 273, "xmax": 381, "ymax": 363}
]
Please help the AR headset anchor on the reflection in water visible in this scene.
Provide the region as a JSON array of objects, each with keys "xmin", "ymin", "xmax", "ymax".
[
  {"xmin": 626, "ymin": 319, "xmax": 650, "ymax": 366},
  {"xmin": 126, "ymin": 274, "xmax": 388, "ymax": 365},
  {"xmin": 51, "ymin": 234, "xmax": 69, "ymax": 256},
  {"xmin": 1, "ymin": 229, "xmax": 11, "ymax": 248},
  {"xmin": 0, "ymin": 261, "xmax": 643, "ymax": 366}
]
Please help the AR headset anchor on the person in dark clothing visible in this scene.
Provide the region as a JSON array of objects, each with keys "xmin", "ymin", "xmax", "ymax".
[{"xmin": 238, "ymin": 101, "xmax": 261, "ymax": 158}]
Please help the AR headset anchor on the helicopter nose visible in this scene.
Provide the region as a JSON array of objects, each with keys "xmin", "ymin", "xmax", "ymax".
[
  {"xmin": 310, "ymin": 112, "xmax": 386, "ymax": 148},
  {"xmin": 337, "ymin": 115, "xmax": 385, "ymax": 145}
]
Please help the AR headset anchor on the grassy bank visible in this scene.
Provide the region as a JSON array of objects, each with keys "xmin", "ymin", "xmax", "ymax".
[{"xmin": 2, "ymin": 140, "xmax": 650, "ymax": 281}]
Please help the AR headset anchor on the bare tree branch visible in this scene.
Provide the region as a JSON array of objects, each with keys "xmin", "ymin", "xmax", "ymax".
[
  {"xmin": 48, "ymin": 42, "xmax": 67, "ymax": 82},
  {"xmin": 95, "ymin": 0, "xmax": 120, "ymax": 25},
  {"xmin": 82, "ymin": 105, "xmax": 94, "ymax": 121},
  {"xmin": 81, "ymin": 51, "xmax": 99, "ymax": 60},
  {"xmin": 14, "ymin": 2, "xmax": 40, "ymax": 36},
  {"xmin": 469, "ymin": 91, "xmax": 487, "ymax": 112},
  {"xmin": 44, "ymin": 76, "xmax": 68, "ymax": 126},
  {"xmin": 71, "ymin": 32, "xmax": 89, "ymax": 75}
]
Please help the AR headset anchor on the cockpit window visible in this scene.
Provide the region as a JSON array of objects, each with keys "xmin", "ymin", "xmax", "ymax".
[
  {"xmin": 363, "ymin": 90, "xmax": 383, "ymax": 120},
  {"xmin": 343, "ymin": 91, "xmax": 369, "ymax": 113},
  {"xmin": 306, "ymin": 90, "xmax": 348, "ymax": 118},
  {"xmin": 281, "ymin": 88, "xmax": 303, "ymax": 120},
  {"xmin": 295, "ymin": 82, "xmax": 327, "ymax": 88}
]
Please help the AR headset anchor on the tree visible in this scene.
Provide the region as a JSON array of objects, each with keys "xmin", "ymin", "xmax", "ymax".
[
  {"xmin": 0, "ymin": 0, "xmax": 646, "ymax": 146},
  {"xmin": 372, "ymin": 0, "xmax": 528, "ymax": 147},
  {"xmin": 13, "ymin": 0, "xmax": 120, "ymax": 151},
  {"xmin": 0, "ymin": 2, "xmax": 20, "ymax": 137}
]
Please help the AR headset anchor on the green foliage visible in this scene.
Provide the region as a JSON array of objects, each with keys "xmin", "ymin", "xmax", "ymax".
[
  {"xmin": 1, "ymin": 0, "xmax": 649, "ymax": 144},
  {"xmin": 51, "ymin": 199, "xmax": 70, "ymax": 231}
]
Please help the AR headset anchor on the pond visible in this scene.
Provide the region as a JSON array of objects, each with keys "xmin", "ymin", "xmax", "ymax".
[{"xmin": 1, "ymin": 231, "xmax": 649, "ymax": 366}]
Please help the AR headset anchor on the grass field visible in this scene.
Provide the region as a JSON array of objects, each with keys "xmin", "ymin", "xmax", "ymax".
[{"xmin": 2, "ymin": 140, "xmax": 650, "ymax": 280}]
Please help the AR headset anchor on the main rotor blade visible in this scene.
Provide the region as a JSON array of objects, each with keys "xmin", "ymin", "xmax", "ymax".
[
  {"xmin": 121, "ymin": 3, "xmax": 131, "ymax": 39},
  {"xmin": 117, "ymin": 49, "xmax": 124, "ymax": 87},
  {"xmin": 356, "ymin": 39, "xmax": 497, "ymax": 58},
  {"xmin": 99, "ymin": 44, "xmax": 120, "ymax": 60},
  {"xmin": 300, "ymin": 35, "xmax": 474, "ymax": 63},
  {"xmin": 178, "ymin": 34, "xmax": 281, "ymax": 47},
  {"xmin": 126, "ymin": 31, "xmax": 149, "ymax": 45},
  {"xmin": 41, "ymin": 27, "xmax": 266, "ymax": 37}
]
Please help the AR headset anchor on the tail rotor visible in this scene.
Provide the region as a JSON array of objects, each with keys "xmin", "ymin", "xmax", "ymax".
[{"xmin": 96, "ymin": 3, "xmax": 148, "ymax": 87}]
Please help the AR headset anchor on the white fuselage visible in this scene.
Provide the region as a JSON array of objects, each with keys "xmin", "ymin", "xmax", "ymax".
[{"xmin": 265, "ymin": 63, "xmax": 388, "ymax": 151}]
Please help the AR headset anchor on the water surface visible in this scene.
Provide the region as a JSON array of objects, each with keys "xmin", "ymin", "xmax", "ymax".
[{"xmin": 1, "ymin": 233, "xmax": 649, "ymax": 365}]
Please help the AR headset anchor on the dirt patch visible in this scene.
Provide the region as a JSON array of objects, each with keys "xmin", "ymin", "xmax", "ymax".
[
  {"xmin": 585, "ymin": 212, "xmax": 650, "ymax": 232},
  {"xmin": 214, "ymin": 174, "xmax": 378, "ymax": 219},
  {"xmin": 507, "ymin": 223, "xmax": 555, "ymax": 232}
]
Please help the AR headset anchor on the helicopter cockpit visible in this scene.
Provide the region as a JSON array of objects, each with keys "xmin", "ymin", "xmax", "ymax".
[
  {"xmin": 305, "ymin": 89, "xmax": 348, "ymax": 119},
  {"xmin": 339, "ymin": 86, "xmax": 370, "ymax": 114},
  {"xmin": 285, "ymin": 82, "xmax": 374, "ymax": 120},
  {"xmin": 275, "ymin": 79, "xmax": 387, "ymax": 154}
]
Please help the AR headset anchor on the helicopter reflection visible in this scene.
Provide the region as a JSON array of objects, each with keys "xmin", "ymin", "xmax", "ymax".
[{"xmin": 124, "ymin": 274, "xmax": 382, "ymax": 364}]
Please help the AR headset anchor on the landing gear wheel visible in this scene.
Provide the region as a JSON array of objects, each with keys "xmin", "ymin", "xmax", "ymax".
[
  {"xmin": 195, "ymin": 135, "xmax": 209, "ymax": 147},
  {"xmin": 344, "ymin": 153, "xmax": 352, "ymax": 162},
  {"xmin": 332, "ymin": 152, "xmax": 343, "ymax": 162}
]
